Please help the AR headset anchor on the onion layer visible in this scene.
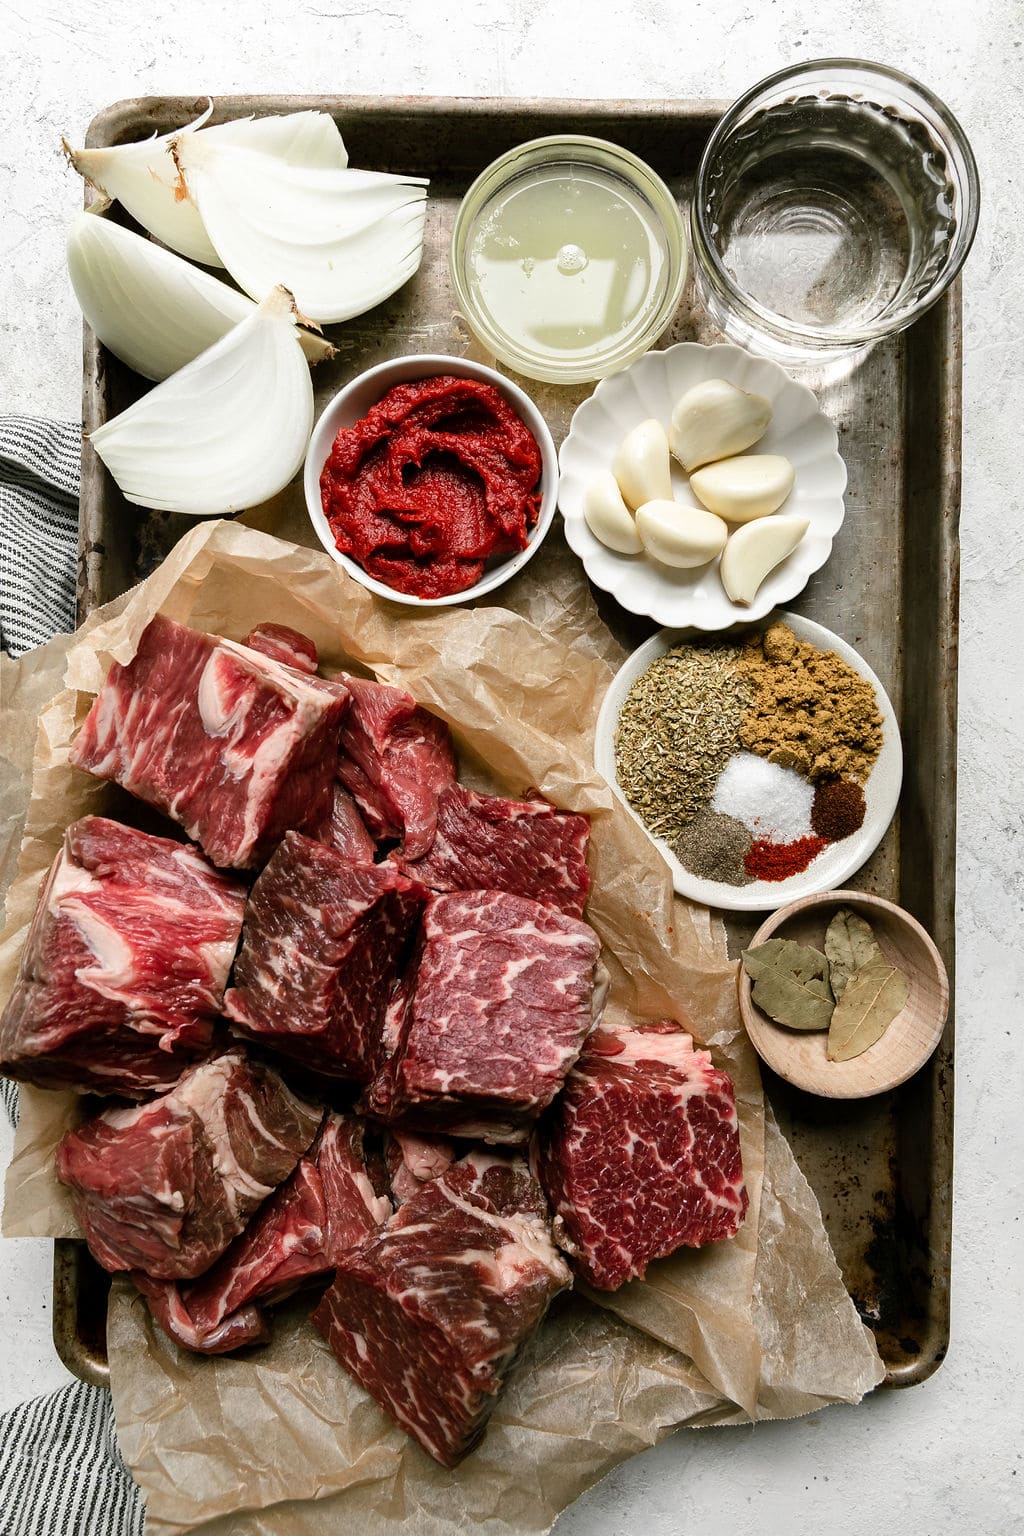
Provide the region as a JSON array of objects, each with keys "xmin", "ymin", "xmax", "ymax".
[
  {"xmin": 65, "ymin": 107, "xmax": 349, "ymax": 267},
  {"xmin": 89, "ymin": 287, "xmax": 314, "ymax": 518},
  {"xmin": 172, "ymin": 137, "xmax": 428, "ymax": 324},
  {"xmin": 68, "ymin": 208, "xmax": 334, "ymax": 380}
]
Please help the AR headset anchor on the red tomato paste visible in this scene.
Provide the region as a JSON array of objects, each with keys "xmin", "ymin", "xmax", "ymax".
[{"xmin": 319, "ymin": 375, "xmax": 543, "ymax": 599}]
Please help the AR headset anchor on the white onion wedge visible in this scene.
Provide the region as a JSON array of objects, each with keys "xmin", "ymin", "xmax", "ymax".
[
  {"xmin": 89, "ymin": 286, "xmax": 313, "ymax": 517},
  {"xmin": 68, "ymin": 209, "xmax": 335, "ymax": 380},
  {"xmin": 211, "ymin": 110, "xmax": 349, "ymax": 168},
  {"xmin": 172, "ymin": 137, "xmax": 428, "ymax": 323},
  {"xmin": 64, "ymin": 107, "xmax": 349, "ymax": 267}
]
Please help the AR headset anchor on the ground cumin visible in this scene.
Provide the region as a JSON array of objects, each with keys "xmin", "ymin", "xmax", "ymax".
[{"xmin": 734, "ymin": 622, "xmax": 884, "ymax": 782}]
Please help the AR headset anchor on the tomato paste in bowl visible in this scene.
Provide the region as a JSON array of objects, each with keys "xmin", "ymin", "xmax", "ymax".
[{"xmin": 305, "ymin": 356, "xmax": 558, "ymax": 607}]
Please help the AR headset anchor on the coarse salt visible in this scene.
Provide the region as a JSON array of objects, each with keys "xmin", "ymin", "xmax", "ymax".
[{"xmin": 711, "ymin": 752, "xmax": 814, "ymax": 843}]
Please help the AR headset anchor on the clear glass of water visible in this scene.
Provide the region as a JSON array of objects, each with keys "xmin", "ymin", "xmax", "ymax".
[{"xmin": 691, "ymin": 60, "xmax": 980, "ymax": 355}]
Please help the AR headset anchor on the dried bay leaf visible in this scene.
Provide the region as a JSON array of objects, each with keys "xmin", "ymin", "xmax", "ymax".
[
  {"xmin": 827, "ymin": 953, "xmax": 910, "ymax": 1061},
  {"xmin": 741, "ymin": 939, "xmax": 834, "ymax": 1033},
  {"xmin": 825, "ymin": 908, "xmax": 882, "ymax": 999}
]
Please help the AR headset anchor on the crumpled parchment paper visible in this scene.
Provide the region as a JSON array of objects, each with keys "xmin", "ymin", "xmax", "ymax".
[{"xmin": 0, "ymin": 520, "xmax": 883, "ymax": 1536}]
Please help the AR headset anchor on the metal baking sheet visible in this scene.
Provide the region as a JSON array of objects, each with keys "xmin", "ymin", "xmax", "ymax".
[{"xmin": 56, "ymin": 93, "xmax": 957, "ymax": 1393}]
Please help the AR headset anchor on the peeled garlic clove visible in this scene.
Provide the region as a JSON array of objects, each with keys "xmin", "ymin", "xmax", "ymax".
[
  {"xmin": 720, "ymin": 516, "xmax": 810, "ymax": 604},
  {"xmin": 583, "ymin": 472, "xmax": 643, "ymax": 554},
  {"xmin": 635, "ymin": 499, "xmax": 729, "ymax": 569},
  {"xmin": 669, "ymin": 378, "xmax": 772, "ymax": 471},
  {"xmin": 613, "ymin": 419, "xmax": 672, "ymax": 511},
  {"xmin": 689, "ymin": 453, "xmax": 795, "ymax": 522}
]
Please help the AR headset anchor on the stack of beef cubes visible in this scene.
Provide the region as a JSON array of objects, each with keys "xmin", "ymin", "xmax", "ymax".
[{"xmin": 0, "ymin": 615, "xmax": 747, "ymax": 1467}]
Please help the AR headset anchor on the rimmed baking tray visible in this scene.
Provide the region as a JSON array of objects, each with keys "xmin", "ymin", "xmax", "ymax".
[{"xmin": 56, "ymin": 93, "xmax": 957, "ymax": 1392}]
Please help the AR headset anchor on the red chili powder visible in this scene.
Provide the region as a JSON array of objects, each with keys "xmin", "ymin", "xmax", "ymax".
[{"xmin": 744, "ymin": 835, "xmax": 827, "ymax": 881}]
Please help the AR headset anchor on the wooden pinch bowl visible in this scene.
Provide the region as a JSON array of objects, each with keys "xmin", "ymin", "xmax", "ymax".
[{"xmin": 738, "ymin": 889, "xmax": 950, "ymax": 1099}]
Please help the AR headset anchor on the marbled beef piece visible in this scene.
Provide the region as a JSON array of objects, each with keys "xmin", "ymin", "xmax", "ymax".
[
  {"xmin": 55, "ymin": 1049, "xmax": 321, "ymax": 1280},
  {"xmin": 534, "ymin": 1019, "xmax": 748, "ymax": 1291},
  {"xmin": 335, "ymin": 673, "xmax": 456, "ymax": 859},
  {"xmin": 69, "ymin": 614, "xmax": 349, "ymax": 869},
  {"xmin": 224, "ymin": 832, "xmax": 426, "ymax": 1080},
  {"xmin": 361, "ymin": 890, "xmax": 603, "ymax": 1143},
  {"xmin": 395, "ymin": 784, "xmax": 590, "ymax": 917},
  {"xmin": 312, "ymin": 1150, "xmax": 570, "ymax": 1466},
  {"xmin": 242, "ymin": 622, "xmax": 319, "ymax": 675},
  {"xmin": 137, "ymin": 1112, "xmax": 391, "ymax": 1355},
  {"xmin": 0, "ymin": 817, "xmax": 246, "ymax": 1097},
  {"xmin": 311, "ymin": 782, "xmax": 376, "ymax": 863},
  {"xmin": 132, "ymin": 1273, "xmax": 270, "ymax": 1355},
  {"xmin": 383, "ymin": 1130, "xmax": 457, "ymax": 1204}
]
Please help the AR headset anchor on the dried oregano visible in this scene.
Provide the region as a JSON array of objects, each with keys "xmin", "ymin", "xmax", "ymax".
[{"xmin": 614, "ymin": 643, "xmax": 752, "ymax": 842}]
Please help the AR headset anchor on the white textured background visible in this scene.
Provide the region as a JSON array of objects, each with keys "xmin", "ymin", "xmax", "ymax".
[{"xmin": 1, "ymin": 2, "xmax": 1021, "ymax": 1533}]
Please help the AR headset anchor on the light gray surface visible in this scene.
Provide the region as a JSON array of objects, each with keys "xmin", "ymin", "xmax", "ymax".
[{"xmin": 0, "ymin": 2, "xmax": 1020, "ymax": 1533}]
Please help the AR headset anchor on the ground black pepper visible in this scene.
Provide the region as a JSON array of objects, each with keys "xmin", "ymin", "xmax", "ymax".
[{"xmin": 671, "ymin": 810, "xmax": 753, "ymax": 886}]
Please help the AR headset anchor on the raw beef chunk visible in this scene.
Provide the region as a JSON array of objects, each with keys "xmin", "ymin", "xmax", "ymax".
[
  {"xmin": 55, "ymin": 1049, "xmax": 321, "ymax": 1279},
  {"xmin": 396, "ymin": 785, "xmax": 590, "ymax": 916},
  {"xmin": 69, "ymin": 614, "xmax": 349, "ymax": 869},
  {"xmin": 132, "ymin": 1273, "xmax": 270, "ymax": 1355},
  {"xmin": 312, "ymin": 782, "xmax": 376, "ymax": 863},
  {"xmin": 535, "ymin": 1019, "xmax": 748, "ymax": 1290},
  {"xmin": 362, "ymin": 890, "xmax": 602, "ymax": 1143},
  {"xmin": 243, "ymin": 622, "xmax": 319, "ymax": 675},
  {"xmin": 335, "ymin": 673, "xmax": 456, "ymax": 858},
  {"xmin": 0, "ymin": 817, "xmax": 246, "ymax": 1097},
  {"xmin": 312, "ymin": 1150, "xmax": 570, "ymax": 1466},
  {"xmin": 139, "ymin": 1112, "xmax": 391, "ymax": 1354},
  {"xmin": 224, "ymin": 832, "xmax": 426, "ymax": 1079},
  {"xmin": 384, "ymin": 1130, "xmax": 457, "ymax": 1204}
]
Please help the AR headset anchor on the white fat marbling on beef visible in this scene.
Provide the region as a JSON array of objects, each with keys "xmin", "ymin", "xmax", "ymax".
[
  {"xmin": 242, "ymin": 623, "xmax": 319, "ymax": 676},
  {"xmin": 224, "ymin": 831, "xmax": 426, "ymax": 1081},
  {"xmin": 535, "ymin": 1019, "xmax": 749, "ymax": 1291},
  {"xmin": 362, "ymin": 890, "xmax": 601, "ymax": 1142},
  {"xmin": 0, "ymin": 817, "xmax": 247, "ymax": 1096},
  {"xmin": 55, "ymin": 1049, "xmax": 321, "ymax": 1280},
  {"xmin": 132, "ymin": 1273, "xmax": 269, "ymax": 1355},
  {"xmin": 132, "ymin": 1112, "xmax": 392, "ymax": 1355},
  {"xmin": 312, "ymin": 1149, "xmax": 570, "ymax": 1466},
  {"xmin": 69, "ymin": 615, "xmax": 349, "ymax": 869},
  {"xmin": 395, "ymin": 785, "xmax": 591, "ymax": 917},
  {"xmin": 174, "ymin": 1055, "xmax": 297, "ymax": 1213}
]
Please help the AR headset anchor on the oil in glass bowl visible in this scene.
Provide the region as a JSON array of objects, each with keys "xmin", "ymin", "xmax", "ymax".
[{"xmin": 451, "ymin": 137, "xmax": 688, "ymax": 384}]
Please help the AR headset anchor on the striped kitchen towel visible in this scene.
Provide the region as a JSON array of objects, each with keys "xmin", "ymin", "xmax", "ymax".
[
  {"xmin": 0, "ymin": 415, "xmax": 79, "ymax": 659},
  {"xmin": 0, "ymin": 1085, "xmax": 145, "ymax": 1536},
  {"xmin": 0, "ymin": 1379, "xmax": 144, "ymax": 1536},
  {"xmin": 0, "ymin": 419, "xmax": 145, "ymax": 1532}
]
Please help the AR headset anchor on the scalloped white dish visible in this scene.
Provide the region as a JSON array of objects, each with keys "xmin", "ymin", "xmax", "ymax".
[
  {"xmin": 558, "ymin": 342, "xmax": 847, "ymax": 630},
  {"xmin": 595, "ymin": 614, "xmax": 903, "ymax": 912}
]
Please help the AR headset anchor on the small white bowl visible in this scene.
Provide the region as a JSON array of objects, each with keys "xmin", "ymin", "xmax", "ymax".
[
  {"xmin": 304, "ymin": 354, "xmax": 558, "ymax": 607},
  {"xmin": 594, "ymin": 613, "xmax": 903, "ymax": 911},
  {"xmin": 558, "ymin": 341, "xmax": 847, "ymax": 629}
]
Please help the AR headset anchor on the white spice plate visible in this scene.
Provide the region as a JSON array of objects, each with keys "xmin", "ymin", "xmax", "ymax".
[
  {"xmin": 558, "ymin": 342, "xmax": 847, "ymax": 629},
  {"xmin": 594, "ymin": 613, "xmax": 903, "ymax": 912}
]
